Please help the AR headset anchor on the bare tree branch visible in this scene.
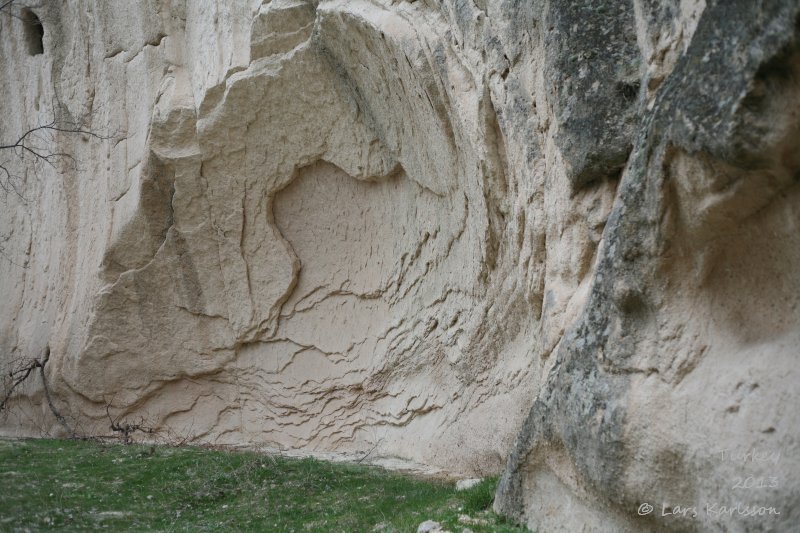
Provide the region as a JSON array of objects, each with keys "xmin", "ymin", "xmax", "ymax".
[
  {"xmin": 0, "ymin": 1, "xmax": 24, "ymax": 22},
  {"xmin": 0, "ymin": 115, "xmax": 113, "ymax": 198},
  {"xmin": 105, "ymin": 398, "xmax": 155, "ymax": 445},
  {"xmin": 0, "ymin": 357, "xmax": 39, "ymax": 412},
  {"xmin": 0, "ymin": 347, "xmax": 76, "ymax": 437},
  {"xmin": 38, "ymin": 349, "xmax": 75, "ymax": 438}
]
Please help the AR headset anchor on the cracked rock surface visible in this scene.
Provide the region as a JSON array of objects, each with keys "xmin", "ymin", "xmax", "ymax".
[{"xmin": 1, "ymin": 1, "xmax": 799, "ymax": 531}]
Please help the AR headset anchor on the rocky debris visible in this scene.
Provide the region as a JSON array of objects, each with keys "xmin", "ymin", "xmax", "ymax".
[{"xmin": 457, "ymin": 514, "xmax": 488, "ymax": 527}]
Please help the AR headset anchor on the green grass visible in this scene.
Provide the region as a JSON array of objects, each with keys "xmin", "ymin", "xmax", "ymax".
[{"xmin": 0, "ymin": 438, "xmax": 527, "ymax": 532}]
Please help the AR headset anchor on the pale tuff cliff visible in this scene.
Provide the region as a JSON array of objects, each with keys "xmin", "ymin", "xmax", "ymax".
[{"xmin": 1, "ymin": 1, "xmax": 798, "ymax": 531}]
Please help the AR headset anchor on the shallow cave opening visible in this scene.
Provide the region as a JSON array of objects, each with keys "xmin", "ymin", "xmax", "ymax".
[{"xmin": 21, "ymin": 8, "xmax": 44, "ymax": 56}]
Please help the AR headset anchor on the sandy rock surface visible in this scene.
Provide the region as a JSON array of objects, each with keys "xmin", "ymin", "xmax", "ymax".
[{"xmin": 1, "ymin": 1, "xmax": 798, "ymax": 531}]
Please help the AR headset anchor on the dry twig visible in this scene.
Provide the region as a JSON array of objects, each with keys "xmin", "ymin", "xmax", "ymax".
[{"xmin": 0, "ymin": 347, "xmax": 75, "ymax": 437}]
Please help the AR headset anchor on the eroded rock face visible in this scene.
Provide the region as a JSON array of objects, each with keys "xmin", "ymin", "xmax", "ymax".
[{"xmin": 1, "ymin": 1, "xmax": 798, "ymax": 531}]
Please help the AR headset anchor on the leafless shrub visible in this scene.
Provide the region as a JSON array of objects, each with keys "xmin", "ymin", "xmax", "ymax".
[{"xmin": 104, "ymin": 400, "xmax": 155, "ymax": 445}]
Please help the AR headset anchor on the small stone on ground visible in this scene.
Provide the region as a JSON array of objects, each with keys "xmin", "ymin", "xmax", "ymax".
[
  {"xmin": 455, "ymin": 478, "xmax": 482, "ymax": 491},
  {"xmin": 417, "ymin": 519, "xmax": 443, "ymax": 532}
]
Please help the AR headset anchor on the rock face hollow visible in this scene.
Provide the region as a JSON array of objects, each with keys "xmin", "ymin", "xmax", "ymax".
[{"xmin": 1, "ymin": 1, "xmax": 799, "ymax": 531}]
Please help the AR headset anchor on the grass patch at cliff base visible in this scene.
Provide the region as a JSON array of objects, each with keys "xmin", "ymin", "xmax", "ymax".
[{"xmin": 0, "ymin": 438, "xmax": 526, "ymax": 532}]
